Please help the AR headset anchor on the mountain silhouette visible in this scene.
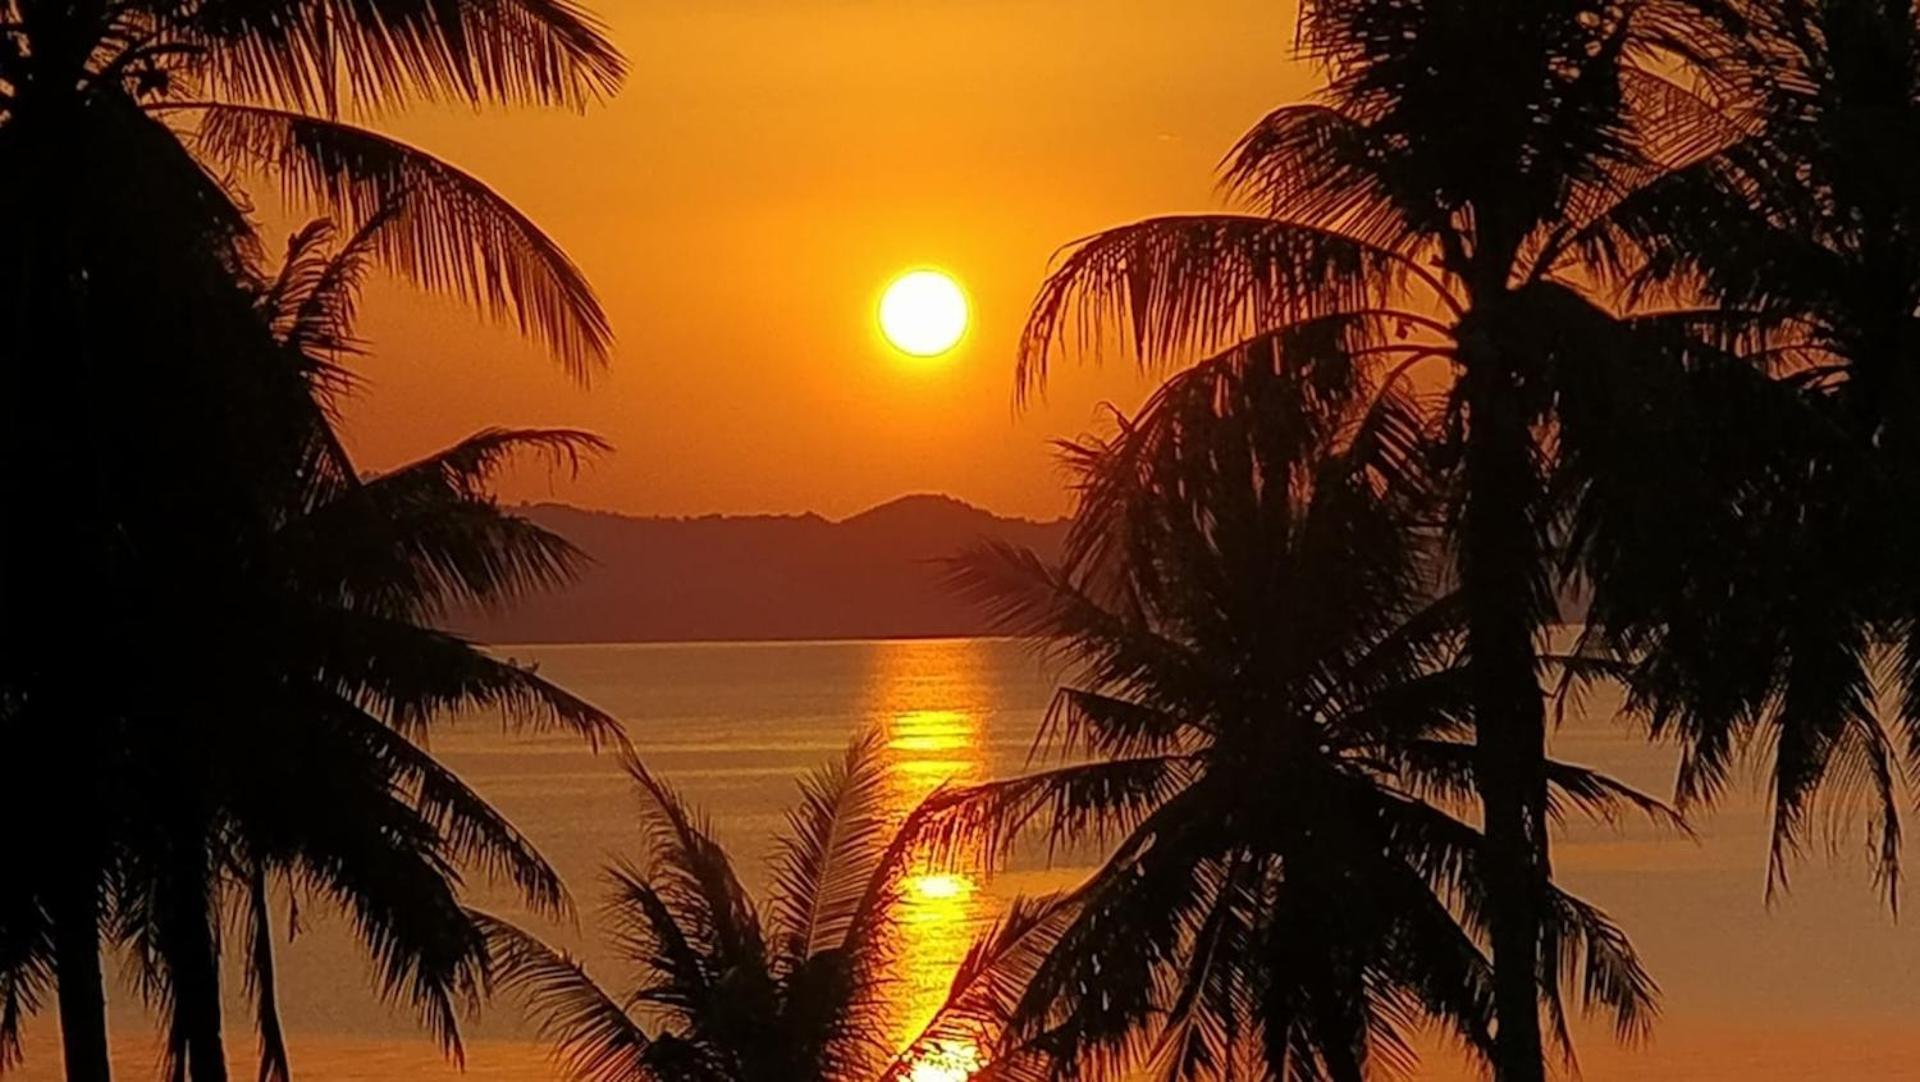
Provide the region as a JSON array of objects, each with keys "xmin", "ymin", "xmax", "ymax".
[{"xmin": 449, "ymin": 495, "xmax": 1069, "ymax": 643}]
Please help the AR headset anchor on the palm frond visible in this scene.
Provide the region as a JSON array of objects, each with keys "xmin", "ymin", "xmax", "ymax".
[
  {"xmin": 1539, "ymin": 888, "xmax": 1659, "ymax": 1051},
  {"xmin": 364, "ymin": 427, "xmax": 608, "ymax": 501},
  {"xmin": 922, "ymin": 756, "xmax": 1199, "ymax": 868},
  {"xmin": 1381, "ymin": 737, "xmax": 1688, "ymax": 832},
  {"xmin": 1532, "ymin": 68, "xmax": 1753, "ymax": 280},
  {"xmin": 301, "ymin": 609, "xmax": 625, "ymax": 749},
  {"xmin": 987, "ymin": 792, "xmax": 1233, "ymax": 1081},
  {"xmin": 882, "ymin": 892, "xmax": 1082, "ymax": 1082},
  {"xmin": 1017, "ymin": 215, "xmax": 1440, "ymax": 397},
  {"xmin": 285, "ymin": 428, "xmax": 607, "ymax": 617},
  {"xmin": 261, "ymin": 219, "xmax": 359, "ymax": 358},
  {"xmin": 475, "ymin": 911, "xmax": 653, "ymax": 1082},
  {"xmin": 0, "ymin": 899, "xmax": 50, "ymax": 1072},
  {"xmin": 287, "ymin": 809, "xmax": 490, "ymax": 1062},
  {"xmin": 1144, "ymin": 853, "xmax": 1264, "ymax": 1082},
  {"xmin": 177, "ymin": 0, "xmax": 625, "ymax": 114},
  {"xmin": 312, "ymin": 692, "xmax": 572, "ymax": 914},
  {"xmin": 1218, "ymin": 104, "xmax": 1423, "ymax": 252},
  {"xmin": 181, "ymin": 103, "xmax": 611, "ymax": 372},
  {"xmin": 944, "ymin": 542, "xmax": 1220, "ymax": 722},
  {"xmin": 621, "ymin": 759, "xmax": 766, "ymax": 973},
  {"xmin": 1766, "ymin": 623, "xmax": 1898, "ymax": 902},
  {"xmin": 600, "ymin": 862, "xmax": 715, "ymax": 1022},
  {"xmin": 1038, "ymin": 687, "xmax": 1194, "ymax": 763},
  {"xmin": 261, "ymin": 213, "xmax": 392, "ymax": 377},
  {"xmin": 768, "ymin": 734, "xmax": 895, "ymax": 964}
]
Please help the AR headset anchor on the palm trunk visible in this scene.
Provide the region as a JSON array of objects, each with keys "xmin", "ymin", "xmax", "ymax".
[
  {"xmin": 246, "ymin": 862, "xmax": 291, "ymax": 1082},
  {"xmin": 1461, "ymin": 333, "xmax": 1550, "ymax": 1082},
  {"xmin": 165, "ymin": 844, "xmax": 230, "ymax": 1082},
  {"xmin": 172, "ymin": 932, "xmax": 230, "ymax": 1082},
  {"xmin": 13, "ymin": 73, "xmax": 117, "ymax": 1082},
  {"xmin": 50, "ymin": 870, "xmax": 112, "ymax": 1082}
]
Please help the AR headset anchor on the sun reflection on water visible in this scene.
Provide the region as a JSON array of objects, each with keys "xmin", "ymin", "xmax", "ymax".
[
  {"xmin": 904, "ymin": 1039, "xmax": 986, "ymax": 1082},
  {"xmin": 909, "ymin": 873, "xmax": 972, "ymax": 902},
  {"xmin": 863, "ymin": 641, "xmax": 995, "ymax": 1078}
]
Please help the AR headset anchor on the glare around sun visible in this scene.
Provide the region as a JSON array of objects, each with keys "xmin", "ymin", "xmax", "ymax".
[{"xmin": 879, "ymin": 270, "xmax": 969, "ymax": 357}]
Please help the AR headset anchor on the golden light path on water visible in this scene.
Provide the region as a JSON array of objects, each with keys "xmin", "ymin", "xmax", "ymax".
[{"xmin": 863, "ymin": 641, "xmax": 995, "ymax": 1082}]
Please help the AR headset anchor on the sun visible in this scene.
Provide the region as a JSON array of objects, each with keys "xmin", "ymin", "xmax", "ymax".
[{"xmin": 879, "ymin": 269, "xmax": 969, "ymax": 357}]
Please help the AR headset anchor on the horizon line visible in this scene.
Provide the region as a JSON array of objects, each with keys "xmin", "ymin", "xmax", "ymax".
[{"xmin": 504, "ymin": 490, "xmax": 1073, "ymax": 527}]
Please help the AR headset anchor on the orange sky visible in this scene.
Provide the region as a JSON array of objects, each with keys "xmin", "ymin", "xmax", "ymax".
[{"xmin": 334, "ymin": 0, "xmax": 1319, "ymax": 520}]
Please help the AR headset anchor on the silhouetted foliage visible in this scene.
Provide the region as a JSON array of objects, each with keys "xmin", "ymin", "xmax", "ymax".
[
  {"xmin": 0, "ymin": 219, "xmax": 625, "ymax": 1082},
  {"xmin": 909, "ymin": 354, "xmax": 1671, "ymax": 1081},
  {"xmin": 14, "ymin": 1, "xmax": 1920, "ymax": 1080},
  {"xmin": 483, "ymin": 736, "xmax": 960, "ymax": 1082},
  {"xmin": 1570, "ymin": 0, "xmax": 1920, "ymax": 906},
  {"xmin": 0, "ymin": 0, "xmax": 623, "ymax": 1072},
  {"xmin": 1014, "ymin": 3, "xmax": 1743, "ymax": 1076}
]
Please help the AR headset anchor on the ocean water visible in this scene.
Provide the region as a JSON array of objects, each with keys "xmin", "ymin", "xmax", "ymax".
[{"xmin": 15, "ymin": 637, "xmax": 1920, "ymax": 1080}]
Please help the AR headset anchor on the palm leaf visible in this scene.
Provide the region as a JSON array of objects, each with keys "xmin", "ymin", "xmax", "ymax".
[
  {"xmin": 261, "ymin": 213, "xmax": 391, "ymax": 375},
  {"xmin": 922, "ymin": 755, "xmax": 1198, "ymax": 869},
  {"xmin": 297, "ymin": 608, "xmax": 624, "ymax": 748},
  {"xmin": 180, "ymin": 103, "xmax": 612, "ymax": 372},
  {"xmin": 177, "ymin": 0, "xmax": 625, "ymax": 113},
  {"xmin": 944, "ymin": 541, "xmax": 1221, "ymax": 723},
  {"xmin": 1017, "ymin": 215, "xmax": 1445, "ymax": 397},
  {"xmin": 1218, "ymin": 103, "xmax": 1421, "ymax": 250},
  {"xmin": 881, "ymin": 892, "xmax": 1083, "ymax": 1082},
  {"xmin": 312, "ymin": 692, "xmax": 573, "ymax": 914},
  {"xmin": 600, "ymin": 862, "xmax": 714, "ymax": 1022},
  {"xmin": 767, "ymin": 735, "xmax": 895, "ymax": 966},
  {"xmin": 282, "ymin": 802, "xmax": 490, "ymax": 1062},
  {"xmin": 476, "ymin": 911, "xmax": 654, "ymax": 1082},
  {"xmin": 622, "ymin": 759, "xmax": 766, "ymax": 973},
  {"xmin": 0, "ymin": 899, "xmax": 50, "ymax": 1072},
  {"xmin": 285, "ymin": 428, "xmax": 606, "ymax": 616},
  {"xmin": 1539, "ymin": 888, "xmax": 1659, "ymax": 1052}
]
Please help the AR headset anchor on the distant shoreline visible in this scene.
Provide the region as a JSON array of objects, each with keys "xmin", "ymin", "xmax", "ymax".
[
  {"xmin": 481, "ymin": 633, "xmax": 1035, "ymax": 649},
  {"xmin": 452, "ymin": 495, "xmax": 1071, "ymax": 645}
]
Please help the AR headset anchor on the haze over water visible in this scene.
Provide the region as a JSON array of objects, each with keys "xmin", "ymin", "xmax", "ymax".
[{"xmin": 20, "ymin": 638, "xmax": 1920, "ymax": 1079}]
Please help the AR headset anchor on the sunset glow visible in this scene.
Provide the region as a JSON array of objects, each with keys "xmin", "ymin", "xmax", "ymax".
[{"xmin": 24, "ymin": 0, "xmax": 1916, "ymax": 1070}]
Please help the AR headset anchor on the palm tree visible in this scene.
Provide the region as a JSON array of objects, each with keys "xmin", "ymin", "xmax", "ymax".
[
  {"xmin": 0, "ymin": 216, "xmax": 628, "ymax": 1082},
  {"xmin": 896, "ymin": 350, "xmax": 1671, "ymax": 1081},
  {"xmin": 1572, "ymin": 0, "xmax": 1920, "ymax": 904},
  {"xmin": 141, "ymin": 218, "xmax": 632, "ymax": 1082},
  {"xmin": 0, "ymin": 0, "xmax": 622, "ymax": 367},
  {"xmin": 1, "ymin": 0, "xmax": 622, "ymax": 1070},
  {"xmin": 1012, "ymin": 3, "xmax": 1737, "ymax": 1075},
  {"xmin": 481, "ymin": 737, "xmax": 949, "ymax": 1082}
]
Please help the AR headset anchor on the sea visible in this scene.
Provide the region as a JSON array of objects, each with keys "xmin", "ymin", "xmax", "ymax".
[{"xmin": 15, "ymin": 637, "xmax": 1920, "ymax": 1079}]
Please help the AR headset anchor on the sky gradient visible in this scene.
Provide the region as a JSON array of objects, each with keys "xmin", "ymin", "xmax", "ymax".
[{"xmin": 334, "ymin": 0, "xmax": 1318, "ymax": 519}]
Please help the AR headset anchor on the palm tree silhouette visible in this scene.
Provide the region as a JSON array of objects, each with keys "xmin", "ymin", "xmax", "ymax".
[
  {"xmin": 1012, "ymin": 3, "xmax": 1735, "ymax": 1075},
  {"xmin": 1572, "ymin": 0, "xmax": 1920, "ymax": 904},
  {"xmin": 1, "ymin": 0, "xmax": 621, "ymax": 1069},
  {"xmin": 0, "ymin": 0, "xmax": 622, "ymax": 369},
  {"xmin": 482, "ymin": 736, "xmax": 955, "ymax": 1082},
  {"xmin": 0, "ymin": 218, "xmax": 627, "ymax": 1082},
  {"xmin": 901, "ymin": 351, "xmax": 1671, "ymax": 1081}
]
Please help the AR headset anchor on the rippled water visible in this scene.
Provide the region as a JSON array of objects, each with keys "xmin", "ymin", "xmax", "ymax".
[{"xmin": 17, "ymin": 637, "xmax": 1920, "ymax": 1079}]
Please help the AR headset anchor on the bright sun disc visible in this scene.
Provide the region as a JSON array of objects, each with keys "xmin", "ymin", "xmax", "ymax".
[{"xmin": 879, "ymin": 270, "xmax": 969, "ymax": 357}]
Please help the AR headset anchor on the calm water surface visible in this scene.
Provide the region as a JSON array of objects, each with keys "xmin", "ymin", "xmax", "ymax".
[{"xmin": 20, "ymin": 638, "xmax": 1920, "ymax": 1079}]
